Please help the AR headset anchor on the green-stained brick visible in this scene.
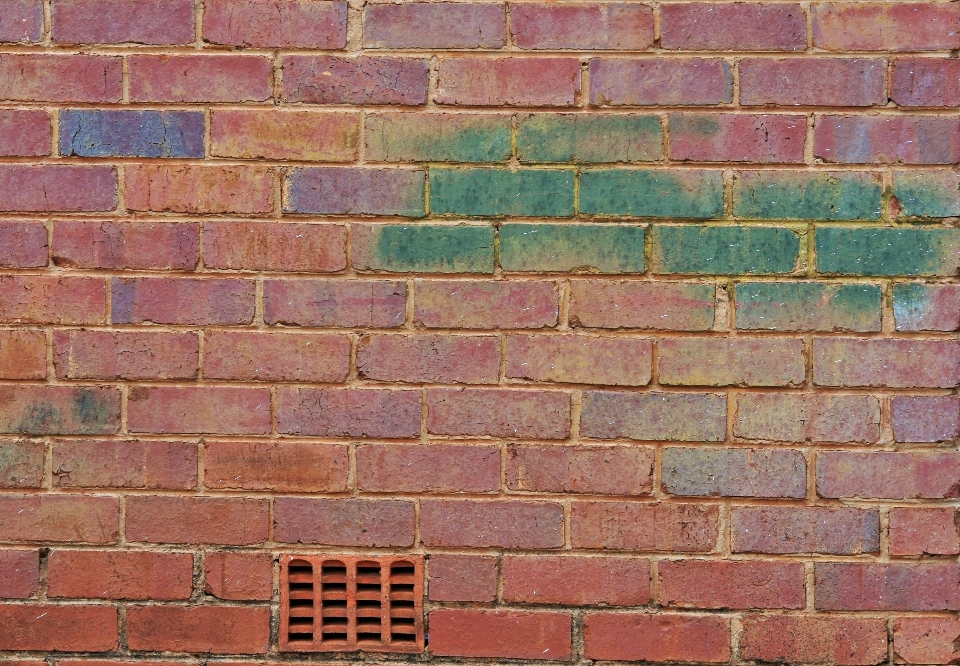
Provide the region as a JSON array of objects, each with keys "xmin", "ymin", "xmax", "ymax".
[
  {"xmin": 892, "ymin": 170, "xmax": 960, "ymax": 218},
  {"xmin": 500, "ymin": 224, "xmax": 645, "ymax": 273},
  {"xmin": 736, "ymin": 282, "xmax": 882, "ymax": 332},
  {"xmin": 353, "ymin": 224, "xmax": 495, "ymax": 273},
  {"xmin": 734, "ymin": 171, "xmax": 882, "ymax": 221},
  {"xmin": 429, "ymin": 167, "xmax": 575, "ymax": 217},
  {"xmin": 817, "ymin": 226, "xmax": 960, "ymax": 277},
  {"xmin": 653, "ymin": 225, "xmax": 801, "ymax": 275},
  {"xmin": 365, "ymin": 113, "xmax": 512, "ymax": 163},
  {"xmin": 517, "ymin": 114, "xmax": 663, "ymax": 164},
  {"xmin": 579, "ymin": 169, "xmax": 723, "ymax": 219}
]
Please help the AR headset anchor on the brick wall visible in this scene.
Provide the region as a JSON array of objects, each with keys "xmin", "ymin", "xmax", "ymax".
[{"xmin": 0, "ymin": 0, "xmax": 958, "ymax": 661}]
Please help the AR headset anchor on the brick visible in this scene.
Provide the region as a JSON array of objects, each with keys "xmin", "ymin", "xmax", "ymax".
[
  {"xmin": 203, "ymin": 220, "xmax": 345, "ymax": 273},
  {"xmin": 0, "ymin": 495, "xmax": 118, "ymax": 543},
  {"xmin": 572, "ymin": 502, "xmax": 718, "ymax": 552},
  {"xmin": 366, "ymin": 112, "xmax": 511, "ymax": 163},
  {"xmin": 662, "ymin": 2, "xmax": 805, "ymax": 51},
  {"xmin": 892, "ymin": 396, "xmax": 960, "ymax": 443},
  {"xmin": 437, "ymin": 57, "xmax": 581, "ymax": 106},
  {"xmin": 660, "ymin": 338, "xmax": 805, "ymax": 387},
  {"xmin": 277, "ymin": 387, "xmax": 420, "ymax": 438},
  {"xmin": 127, "ymin": 606, "xmax": 270, "ymax": 654},
  {"xmin": 892, "ymin": 58, "xmax": 960, "ymax": 107},
  {"xmin": 53, "ymin": 220, "xmax": 199, "ymax": 271},
  {"xmin": 48, "ymin": 550, "xmax": 192, "ymax": 600},
  {"xmin": 429, "ymin": 610, "xmax": 571, "ymax": 661},
  {"xmin": 365, "ymin": 2, "xmax": 504, "ymax": 48},
  {"xmin": 0, "ymin": 220, "xmax": 47, "ymax": 267},
  {"xmin": 357, "ymin": 334, "xmax": 498, "ymax": 384},
  {"xmin": 264, "ymin": 279, "xmax": 405, "ymax": 328},
  {"xmin": 430, "ymin": 167, "xmax": 574, "ymax": 217},
  {"xmin": 670, "ymin": 113, "xmax": 805, "ymax": 163},
  {"xmin": 500, "ymin": 224, "xmax": 645, "ymax": 273},
  {"xmin": 0, "ymin": 441, "xmax": 44, "ymax": 488},
  {"xmin": 736, "ymin": 171, "xmax": 882, "ymax": 220},
  {"xmin": 53, "ymin": 0, "xmax": 193, "ymax": 44},
  {"xmin": 421, "ymin": 499, "xmax": 563, "ymax": 548},
  {"xmin": 815, "ymin": 3, "xmax": 960, "ymax": 52},
  {"xmin": 518, "ymin": 113, "xmax": 662, "ymax": 163},
  {"xmin": 52, "ymin": 440, "xmax": 197, "ymax": 490},
  {"xmin": 0, "ymin": 385, "xmax": 119, "ymax": 436},
  {"xmin": 0, "ymin": 0, "xmax": 41, "ymax": 42},
  {"xmin": 60, "ymin": 109, "xmax": 203, "ymax": 158},
  {"xmin": 205, "ymin": 552, "xmax": 272, "ymax": 601},
  {"xmin": 428, "ymin": 554, "xmax": 497, "ymax": 602},
  {"xmin": 507, "ymin": 445, "xmax": 654, "ymax": 495},
  {"xmin": 654, "ymin": 224, "xmax": 803, "ymax": 274},
  {"xmin": 0, "ymin": 165, "xmax": 116, "ymax": 212},
  {"xmin": 893, "ymin": 168, "xmax": 960, "ymax": 218},
  {"xmin": 569, "ymin": 280, "xmax": 715, "ymax": 331},
  {"xmin": 285, "ymin": 167, "xmax": 424, "ymax": 216},
  {"xmin": 204, "ymin": 441, "xmax": 348, "ymax": 492},
  {"xmin": 505, "ymin": 334, "xmax": 651, "ymax": 385},
  {"xmin": 511, "ymin": 3, "xmax": 653, "ymax": 50},
  {"xmin": 890, "ymin": 508, "xmax": 960, "ymax": 556},
  {"xmin": 273, "ymin": 498, "xmax": 414, "ymax": 547},
  {"xmin": 126, "ymin": 164, "xmax": 272, "ymax": 215},
  {"xmin": 127, "ymin": 386, "xmax": 271, "ymax": 435},
  {"xmin": 741, "ymin": 616, "xmax": 888, "ymax": 666},
  {"xmin": 895, "ymin": 618, "xmax": 960, "ymax": 664},
  {"xmin": 427, "ymin": 388, "xmax": 570, "ymax": 439},
  {"xmin": 0, "ymin": 54, "xmax": 121, "ymax": 102},
  {"xmin": 584, "ymin": 613, "xmax": 731, "ymax": 663},
  {"xmin": 817, "ymin": 451, "xmax": 960, "ymax": 499},
  {"xmin": 0, "ymin": 330, "xmax": 45, "ymax": 380},
  {"xmin": 129, "ymin": 54, "xmax": 272, "ymax": 102},
  {"xmin": 816, "ymin": 563, "xmax": 960, "ymax": 611},
  {"xmin": 0, "ymin": 109, "xmax": 50, "ymax": 156},
  {"xmin": 1, "ymin": 276, "xmax": 102, "ymax": 325},
  {"xmin": 660, "ymin": 560, "xmax": 805, "ymax": 610},
  {"xmin": 734, "ymin": 507, "xmax": 880, "ymax": 555},
  {"xmin": 203, "ymin": 331, "xmax": 350, "ymax": 382},
  {"xmin": 581, "ymin": 169, "xmax": 723, "ymax": 218},
  {"xmin": 357, "ymin": 443, "xmax": 500, "ymax": 493},
  {"xmin": 817, "ymin": 226, "xmax": 960, "ymax": 276},
  {"xmin": 663, "ymin": 447, "xmax": 806, "ymax": 498},
  {"xmin": 590, "ymin": 57, "xmax": 732, "ymax": 106},
  {"xmin": 736, "ymin": 281, "xmax": 881, "ymax": 332},
  {"xmin": 126, "ymin": 496, "xmax": 268, "ymax": 545},
  {"xmin": 816, "ymin": 116, "xmax": 960, "ymax": 165},
  {"xmin": 813, "ymin": 338, "xmax": 960, "ymax": 388},
  {"xmin": 581, "ymin": 391, "xmax": 726, "ymax": 441},
  {"xmin": 415, "ymin": 279, "xmax": 558, "ymax": 329},
  {"xmin": 741, "ymin": 58, "xmax": 886, "ymax": 107},
  {"xmin": 352, "ymin": 224, "xmax": 494, "ymax": 273},
  {"xmin": 736, "ymin": 393, "xmax": 881, "ymax": 444},
  {"xmin": 111, "ymin": 277, "xmax": 254, "ymax": 326},
  {"xmin": 204, "ymin": 0, "xmax": 345, "ymax": 48},
  {"xmin": 0, "ymin": 550, "xmax": 37, "ymax": 598},
  {"xmin": 282, "ymin": 55, "xmax": 427, "ymax": 105},
  {"xmin": 54, "ymin": 330, "xmax": 198, "ymax": 380},
  {"xmin": 211, "ymin": 110, "xmax": 357, "ymax": 161},
  {"xmin": 504, "ymin": 555, "xmax": 650, "ymax": 606},
  {"xmin": 895, "ymin": 283, "xmax": 960, "ymax": 331},
  {"xmin": 0, "ymin": 605, "xmax": 117, "ymax": 651}
]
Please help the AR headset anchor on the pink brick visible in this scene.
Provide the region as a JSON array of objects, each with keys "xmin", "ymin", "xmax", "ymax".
[
  {"xmin": 421, "ymin": 499, "xmax": 564, "ymax": 549},
  {"xmin": 814, "ymin": 3, "xmax": 960, "ymax": 52},
  {"xmin": 0, "ymin": 54, "xmax": 121, "ymax": 102},
  {"xmin": 0, "ymin": 165, "xmax": 116, "ymax": 212},
  {"xmin": 276, "ymin": 387, "xmax": 421, "ymax": 438},
  {"xmin": 112, "ymin": 277, "xmax": 254, "ymax": 326},
  {"xmin": 210, "ymin": 110, "xmax": 358, "ymax": 162},
  {"xmin": 511, "ymin": 3, "xmax": 653, "ymax": 50},
  {"xmin": 54, "ymin": 330, "xmax": 198, "ymax": 380},
  {"xmin": 507, "ymin": 444, "xmax": 654, "ymax": 495},
  {"xmin": 204, "ymin": 441, "xmax": 348, "ymax": 492},
  {"xmin": 659, "ymin": 337, "xmax": 805, "ymax": 387},
  {"xmin": 283, "ymin": 55, "xmax": 428, "ymax": 105},
  {"xmin": 572, "ymin": 502, "xmax": 719, "ymax": 552},
  {"xmin": 816, "ymin": 563, "xmax": 960, "ymax": 611},
  {"xmin": 0, "ymin": 550, "xmax": 38, "ymax": 598},
  {"xmin": 893, "ymin": 395, "xmax": 960, "ymax": 443},
  {"xmin": 662, "ymin": 2, "xmax": 805, "ymax": 51},
  {"xmin": 358, "ymin": 333, "xmax": 499, "ymax": 384},
  {"xmin": 203, "ymin": 331, "xmax": 350, "ymax": 382},
  {"xmin": 47, "ymin": 550, "xmax": 192, "ymax": 600},
  {"xmin": 53, "ymin": 220, "xmax": 199, "ymax": 270},
  {"xmin": 741, "ymin": 616, "xmax": 888, "ymax": 666},
  {"xmin": 52, "ymin": 440, "xmax": 197, "ymax": 490},
  {"xmin": 429, "ymin": 609, "xmax": 571, "ymax": 661},
  {"xmin": 53, "ymin": 0, "xmax": 194, "ymax": 45},
  {"xmin": 0, "ymin": 109, "xmax": 49, "ymax": 156},
  {"xmin": 427, "ymin": 388, "xmax": 570, "ymax": 439},
  {"xmin": 126, "ymin": 164, "xmax": 273, "ymax": 215},
  {"xmin": 204, "ymin": 0, "xmax": 346, "ymax": 48},
  {"xmin": 129, "ymin": 55, "xmax": 272, "ymax": 102},
  {"xmin": 890, "ymin": 508, "xmax": 960, "ymax": 556},
  {"xmin": 126, "ymin": 496, "xmax": 269, "ymax": 545},
  {"xmin": 814, "ymin": 338, "xmax": 960, "ymax": 388},
  {"xmin": 204, "ymin": 221, "xmax": 345, "ymax": 272},
  {"xmin": 273, "ymin": 497, "xmax": 414, "ymax": 547},
  {"xmin": 0, "ymin": 0, "xmax": 41, "ymax": 42},
  {"xmin": 506, "ymin": 334, "xmax": 651, "ymax": 386},
  {"xmin": 590, "ymin": 58, "xmax": 732, "ymax": 106},
  {"xmin": 365, "ymin": 2, "xmax": 505, "ymax": 48},
  {"xmin": 0, "ymin": 330, "xmax": 45, "ymax": 380},
  {"xmin": 437, "ymin": 57, "xmax": 581, "ymax": 106},
  {"xmin": 415, "ymin": 279, "xmax": 558, "ymax": 329},
  {"xmin": 0, "ymin": 220, "xmax": 47, "ymax": 267},
  {"xmin": 584, "ymin": 613, "xmax": 731, "ymax": 663},
  {"xmin": 357, "ymin": 443, "xmax": 500, "ymax": 493},
  {"xmin": 659, "ymin": 560, "xmax": 806, "ymax": 609},
  {"xmin": 816, "ymin": 115, "xmax": 960, "ymax": 164},
  {"xmin": 264, "ymin": 279, "xmax": 406, "ymax": 328},
  {"xmin": 127, "ymin": 386, "xmax": 271, "ymax": 435},
  {"xmin": 892, "ymin": 58, "xmax": 960, "ymax": 107},
  {"xmin": 741, "ymin": 58, "xmax": 886, "ymax": 107},
  {"xmin": 670, "ymin": 113, "xmax": 805, "ymax": 163},
  {"xmin": 428, "ymin": 554, "xmax": 498, "ymax": 602},
  {"xmin": 818, "ymin": 451, "xmax": 960, "ymax": 499},
  {"xmin": 205, "ymin": 552, "xmax": 272, "ymax": 601},
  {"xmin": 570, "ymin": 280, "xmax": 715, "ymax": 330},
  {"xmin": 736, "ymin": 393, "xmax": 881, "ymax": 443},
  {"xmin": 895, "ymin": 617, "xmax": 960, "ymax": 665},
  {"xmin": 504, "ymin": 555, "xmax": 650, "ymax": 606},
  {"xmin": 0, "ymin": 276, "xmax": 105, "ymax": 324}
]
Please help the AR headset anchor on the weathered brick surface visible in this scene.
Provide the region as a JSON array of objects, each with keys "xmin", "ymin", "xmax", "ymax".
[
  {"xmin": 0, "ymin": 109, "xmax": 50, "ymax": 156},
  {"xmin": 47, "ymin": 550, "xmax": 193, "ymax": 600},
  {"xmin": 818, "ymin": 451, "xmax": 960, "ymax": 500},
  {"xmin": 426, "ymin": 388, "xmax": 570, "ymax": 439},
  {"xmin": 357, "ymin": 443, "xmax": 499, "ymax": 493},
  {"xmin": 126, "ymin": 496, "xmax": 268, "ymax": 545},
  {"xmin": 0, "ymin": 605, "xmax": 118, "ymax": 650},
  {"xmin": 889, "ymin": 508, "xmax": 960, "ymax": 556},
  {"xmin": 428, "ymin": 554, "xmax": 497, "ymax": 602},
  {"xmin": 815, "ymin": 563, "xmax": 960, "ymax": 611},
  {"xmin": 732, "ymin": 507, "xmax": 880, "ymax": 554},
  {"xmin": 503, "ymin": 555, "xmax": 650, "ymax": 606},
  {"xmin": 895, "ymin": 618, "xmax": 960, "ymax": 665},
  {"xmin": 740, "ymin": 616, "xmax": 888, "ymax": 665},
  {"xmin": 429, "ymin": 609, "xmax": 571, "ymax": 660},
  {"xmin": 584, "ymin": 613, "xmax": 731, "ymax": 663},
  {"xmin": 52, "ymin": 440, "xmax": 197, "ymax": 489},
  {"xmin": 662, "ymin": 447, "xmax": 806, "ymax": 498},
  {"xmin": 273, "ymin": 498, "xmax": 414, "ymax": 547},
  {"xmin": 126, "ymin": 606, "xmax": 270, "ymax": 653},
  {"xmin": 0, "ymin": 550, "xmax": 38, "ymax": 599},
  {"xmin": 735, "ymin": 393, "xmax": 881, "ymax": 443},
  {"xmin": 572, "ymin": 502, "xmax": 719, "ymax": 552},
  {"xmin": 659, "ymin": 560, "xmax": 806, "ymax": 609},
  {"xmin": 54, "ymin": 220, "xmax": 199, "ymax": 270},
  {"xmin": 0, "ymin": 441, "xmax": 44, "ymax": 488},
  {"xmin": 204, "ymin": 441, "xmax": 348, "ymax": 492},
  {"xmin": 204, "ymin": 0, "xmax": 345, "ymax": 48},
  {"xmin": 204, "ymin": 552, "xmax": 272, "ymax": 601},
  {"xmin": 581, "ymin": 391, "xmax": 726, "ymax": 441},
  {"xmin": 421, "ymin": 500, "xmax": 563, "ymax": 549},
  {"xmin": 511, "ymin": 3, "xmax": 653, "ymax": 50},
  {"xmin": 506, "ymin": 444, "xmax": 654, "ymax": 495},
  {"xmin": 661, "ymin": 2, "xmax": 805, "ymax": 51},
  {"xmin": 203, "ymin": 330, "xmax": 350, "ymax": 382}
]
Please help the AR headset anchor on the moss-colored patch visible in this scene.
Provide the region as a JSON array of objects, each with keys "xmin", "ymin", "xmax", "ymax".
[
  {"xmin": 735, "ymin": 282, "xmax": 882, "ymax": 331},
  {"xmin": 355, "ymin": 224, "xmax": 495, "ymax": 273},
  {"xmin": 500, "ymin": 224, "xmax": 645, "ymax": 273},
  {"xmin": 816, "ymin": 226, "xmax": 960, "ymax": 276},
  {"xmin": 579, "ymin": 169, "xmax": 723, "ymax": 218},
  {"xmin": 892, "ymin": 170, "xmax": 960, "ymax": 218},
  {"xmin": 734, "ymin": 171, "xmax": 882, "ymax": 220},
  {"xmin": 365, "ymin": 113, "xmax": 512, "ymax": 163},
  {"xmin": 429, "ymin": 168, "xmax": 575, "ymax": 217},
  {"xmin": 517, "ymin": 114, "xmax": 663, "ymax": 163},
  {"xmin": 653, "ymin": 225, "xmax": 801, "ymax": 275}
]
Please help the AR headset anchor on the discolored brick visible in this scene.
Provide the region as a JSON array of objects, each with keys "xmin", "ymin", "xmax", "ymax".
[
  {"xmin": 421, "ymin": 499, "xmax": 563, "ymax": 549},
  {"xmin": 357, "ymin": 443, "xmax": 499, "ymax": 493},
  {"xmin": 504, "ymin": 555, "xmax": 650, "ymax": 606},
  {"xmin": 572, "ymin": 502, "xmax": 719, "ymax": 552},
  {"xmin": 733, "ymin": 507, "xmax": 880, "ymax": 554},
  {"xmin": 0, "ymin": 550, "xmax": 38, "ymax": 598},
  {"xmin": 816, "ymin": 563, "xmax": 960, "ymax": 611},
  {"xmin": 892, "ymin": 395, "xmax": 960, "ymax": 443},
  {"xmin": 663, "ymin": 447, "xmax": 806, "ymax": 498},
  {"xmin": 0, "ymin": 441, "xmax": 46, "ymax": 488},
  {"xmin": 428, "ymin": 554, "xmax": 497, "ymax": 602},
  {"xmin": 211, "ymin": 110, "xmax": 358, "ymax": 162},
  {"xmin": 437, "ymin": 57, "xmax": 580, "ymax": 106},
  {"xmin": 585, "ymin": 613, "xmax": 731, "ymax": 663},
  {"xmin": 590, "ymin": 58, "xmax": 733, "ymax": 106},
  {"xmin": 813, "ymin": 338, "xmax": 960, "ymax": 388},
  {"xmin": 661, "ymin": 2, "xmax": 805, "ymax": 51},
  {"xmin": 741, "ymin": 58, "xmax": 886, "ymax": 107},
  {"xmin": 658, "ymin": 337, "xmax": 805, "ymax": 387},
  {"xmin": 126, "ymin": 496, "xmax": 268, "ymax": 546},
  {"xmin": 53, "ymin": 220, "xmax": 199, "ymax": 271},
  {"xmin": 506, "ymin": 445, "xmax": 654, "ymax": 495},
  {"xmin": 894, "ymin": 283, "xmax": 960, "ymax": 331},
  {"xmin": 54, "ymin": 330, "xmax": 199, "ymax": 380},
  {"xmin": 203, "ymin": 331, "xmax": 350, "ymax": 382},
  {"xmin": 581, "ymin": 391, "xmax": 726, "ymax": 441},
  {"xmin": 365, "ymin": 2, "xmax": 504, "ymax": 48},
  {"xmin": 426, "ymin": 388, "xmax": 570, "ymax": 439},
  {"xmin": 890, "ymin": 508, "xmax": 960, "ymax": 556},
  {"xmin": 735, "ymin": 281, "xmax": 882, "ymax": 332},
  {"xmin": 264, "ymin": 279, "xmax": 405, "ymax": 328},
  {"xmin": 505, "ymin": 334, "xmax": 652, "ymax": 386},
  {"xmin": 204, "ymin": 0, "xmax": 346, "ymax": 48},
  {"xmin": 670, "ymin": 113, "xmax": 805, "ymax": 163},
  {"xmin": 203, "ymin": 221, "xmax": 345, "ymax": 273},
  {"xmin": 0, "ymin": 329, "xmax": 46, "ymax": 379},
  {"xmin": 0, "ymin": 385, "xmax": 120, "ymax": 435},
  {"xmin": 52, "ymin": 440, "xmax": 197, "ymax": 490},
  {"xmin": 736, "ymin": 393, "xmax": 881, "ymax": 443},
  {"xmin": 741, "ymin": 616, "xmax": 888, "ymax": 665},
  {"xmin": 660, "ymin": 560, "xmax": 805, "ymax": 610},
  {"xmin": 895, "ymin": 617, "xmax": 960, "ymax": 665},
  {"xmin": 415, "ymin": 279, "xmax": 558, "ymax": 329},
  {"xmin": 511, "ymin": 3, "xmax": 653, "ymax": 50},
  {"xmin": 282, "ymin": 55, "xmax": 428, "ymax": 105},
  {"xmin": 357, "ymin": 333, "xmax": 499, "ymax": 384},
  {"xmin": 276, "ymin": 387, "xmax": 421, "ymax": 438},
  {"xmin": 47, "ymin": 550, "xmax": 192, "ymax": 600},
  {"xmin": 126, "ymin": 386, "xmax": 271, "ymax": 435},
  {"xmin": 569, "ymin": 280, "xmax": 715, "ymax": 331},
  {"xmin": 204, "ymin": 441, "xmax": 348, "ymax": 493},
  {"xmin": 273, "ymin": 498, "xmax": 414, "ymax": 547},
  {"xmin": 817, "ymin": 451, "xmax": 960, "ymax": 499}
]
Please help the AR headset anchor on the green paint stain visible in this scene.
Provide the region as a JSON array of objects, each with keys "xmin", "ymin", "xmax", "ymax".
[
  {"xmin": 892, "ymin": 170, "xmax": 960, "ymax": 218},
  {"xmin": 72, "ymin": 387, "xmax": 116, "ymax": 433},
  {"xmin": 735, "ymin": 282, "xmax": 881, "ymax": 331},
  {"xmin": 734, "ymin": 171, "xmax": 882, "ymax": 221},
  {"xmin": 363, "ymin": 224, "xmax": 495, "ymax": 273},
  {"xmin": 670, "ymin": 114, "xmax": 720, "ymax": 137},
  {"xmin": 580, "ymin": 169, "xmax": 723, "ymax": 218},
  {"xmin": 817, "ymin": 226, "xmax": 960, "ymax": 276},
  {"xmin": 429, "ymin": 168, "xmax": 575, "ymax": 217},
  {"xmin": 517, "ymin": 114, "xmax": 663, "ymax": 163},
  {"xmin": 892, "ymin": 283, "xmax": 933, "ymax": 329},
  {"xmin": 365, "ymin": 114, "xmax": 512, "ymax": 163},
  {"xmin": 653, "ymin": 225, "xmax": 801, "ymax": 275},
  {"xmin": 500, "ymin": 224, "xmax": 645, "ymax": 273},
  {"xmin": 16, "ymin": 401, "xmax": 63, "ymax": 435}
]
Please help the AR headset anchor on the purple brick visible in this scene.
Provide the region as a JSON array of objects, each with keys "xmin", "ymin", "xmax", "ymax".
[
  {"xmin": 285, "ymin": 167, "xmax": 425, "ymax": 216},
  {"xmin": 0, "ymin": 0, "xmax": 42, "ymax": 43},
  {"xmin": 892, "ymin": 396, "xmax": 960, "ymax": 443},
  {"xmin": 282, "ymin": 55, "xmax": 429, "ymax": 105},
  {"xmin": 590, "ymin": 58, "xmax": 733, "ymax": 106},
  {"xmin": 0, "ymin": 221, "xmax": 47, "ymax": 268},
  {"xmin": 59, "ymin": 110, "xmax": 204, "ymax": 158}
]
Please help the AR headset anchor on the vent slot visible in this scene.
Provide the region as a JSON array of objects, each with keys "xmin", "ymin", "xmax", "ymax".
[
  {"xmin": 320, "ymin": 560, "xmax": 348, "ymax": 643},
  {"xmin": 286, "ymin": 559, "xmax": 314, "ymax": 644},
  {"xmin": 389, "ymin": 561, "xmax": 417, "ymax": 644}
]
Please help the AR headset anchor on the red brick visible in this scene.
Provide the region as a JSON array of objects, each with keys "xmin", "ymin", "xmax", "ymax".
[
  {"xmin": 0, "ymin": 605, "xmax": 117, "ymax": 651},
  {"xmin": 48, "ymin": 550, "xmax": 192, "ymax": 600},
  {"xmin": 0, "ymin": 330, "xmax": 45, "ymax": 379},
  {"xmin": 0, "ymin": 276, "xmax": 105, "ymax": 324},
  {"xmin": 741, "ymin": 58, "xmax": 886, "ymax": 107},
  {"xmin": 127, "ymin": 606, "xmax": 270, "ymax": 654},
  {"xmin": 52, "ymin": 0, "xmax": 194, "ymax": 44},
  {"xmin": 203, "ymin": 0, "xmax": 345, "ymax": 48},
  {"xmin": 504, "ymin": 555, "xmax": 649, "ymax": 606},
  {"xmin": 203, "ymin": 440, "xmax": 348, "ymax": 492},
  {"xmin": 892, "ymin": 395, "xmax": 960, "ymax": 443},
  {"xmin": 0, "ymin": 220, "xmax": 47, "ymax": 267},
  {"xmin": 572, "ymin": 502, "xmax": 719, "ymax": 552},
  {"xmin": 511, "ymin": 3, "xmax": 652, "ymax": 50},
  {"xmin": 507, "ymin": 444, "xmax": 653, "ymax": 495},
  {"xmin": 0, "ymin": 550, "xmax": 38, "ymax": 598},
  {"xmin": 429, "ymin": 610, "xmax": 571, "ymax": 661},
  {"xmin": 421, "ymin": 499, "xmax": 563, "ymax": 548},
  {"xmin": 203, "ymin": 331, "xmax": 349, "ymax": 382},
  {"xmin": 581, "ymin": 391, "xmax": 727, "ymax": 442},
  {"xmin": 733, "ymin": 507, "xmax": 880, "ymax": 554},
  {"xmin": 357, "ymin": 443, "xmax": 499, "ymax": 493},
  {"xmin": 427, "ymin": 388, "xmax": 570, "ymax": 439},
  {"xmin": 437, "ymin": 57, "xmax": 581, "ymax": 106},
  {"xmin": 126, "ymin": 496, "xmax": 268, "ymax": 545},
  {"xmin": 814, "ymin": 338, "xmax": 960, "ymax": 388},
  {"xmin": 736, "ymin": 393, "xmax": 881, "ymax": 443},
  {"xmin": 892, "ymin": 58, "xmax": 960, "ymax": 107},
  {"xmin": 273, "ymin": 497, "xmax": 414, "ymax": 547},
  {"xmin": 365, "ymin": 2, "xmax": 505, "ymax": 48},
  {"xmin": 428, "ymin": 554, "xmax": 498, "ymax": 602},
  {"xmin": 264, "ymin": 279, "xmax": 406, "ymax": 328},
  {"xmin": 890, "ymin": 508, "xmax": 960, "ymax": 556},
  {"xmin": 204, "ymin": 221, "xmax": 346, "ymax": 272},
  {"xmin": 0, "ymin": 165, "xmax": 116, "ymax": 212},
  {"xmin": 205, "ymin": 551, "xmax": 272, "ymax": 601},
  {"xmin": 816, "ymin": 563, "xmax": 960, "ymax": 611},
  {"xmin": 818, "ymin": 451, "xmax": 960, "ymax": 500},
  {"xmin": 814, "ymin": 3, "xmax": 959, "ymax": 52},
  {"xmin": 584, "ymin": 613, "xmax": 731, "ymax": 663},
  {"xmin": 0, "ymin": 54, "xmax": 121, "ymax": 102},
  {"xmin": 358, "ymin": 333, "xmax": 498, "ymax": 384},
  {"xmin": 0, "ymin": 495, "xmax": 119, "ymax": 543},
  {"xmin": 52, "ymin": 440, "xmax": 197, "ymax": 490},
  {"xmin": 895, "ymin": 617, "xmax": 960, "ymax": 665},
  {"xmin": 282, "ymin": 55, "xmax": 428, "ymax": 105},
  {"xmin": 277, "ymin": 387, "xmax": 420, "ymax": 438},
  {"xmin": 670, "ymin": 113, "xmax": 805, "ymax": 163},
  {"xmin": 0, "ymin": 385, "xmax": 120, "ymax": 436},
  {"xmin": 128, "ymin": 386, "xmax": 269, "ymax": 435},
  {"xmin": 570, "ymin": 280, "xmax": 716, "ymax": 330},
  {"xmin": 741, "ymin": 616, "xmax": 888, "ymax": 665},
  {"xmin": 415, "ymin": 279, "xmax": 558, "ymax": 329},
  {"xmin": 211, "ymin": 110, "xmax": 358, "ymax": 161},
  {"xmin": 0, "ymin": 109, "xmax": 49, "ymax": 156},
  {"xmin": 129, "ymin": 55, "xmax": 272, "ymax": 102},
  {"xmin": 54, "ymin": 330, "xmax": 198, "ymax": 380},
  {"xmin": 660, "ymin": 560, "xmax": 805, "ymax": 610},
  {"xmin": 816, "ymin": 115, "xmax": 960, "ymax": 164},
  {"xmin": 53, "ymin": 220, "xmax": 198, "ymax": 271},
  {"xmin": 506, "ymin": 334, "xmax": 651, "ymax": 386},
  {"xmin": 662, "ymin": 2, "xmax": 805, "ymax": 51},
  {"xmin": 126, "ymin": 164, "xmax": 273, "ymax": 215},
  {"xmin": 0, "ymin": 0, "xmax": 41, "ymax": 42},
  {"xmin": 111, "ymin": 277, "xmax": 254, "ymax": 326},
  {"xmin": 659, "ymin": 337, "xmax": 805, "ymax": 387},
  {"xmin": 0, "ymin": 441, "xmax": 44, "ymax": 488},
  {"xmin": 590, "ymin": 58, "xmax": 732, "ymax": 106}
]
